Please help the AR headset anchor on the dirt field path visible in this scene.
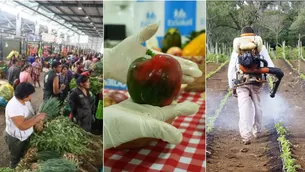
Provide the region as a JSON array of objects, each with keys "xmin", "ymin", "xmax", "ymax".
[
  {"xmin": 289, "ymin": 59, "xmax": 305, "ymax": 74},
  {"xmin": 206, "ymin": 60, "xmax": 298, "ymax": 171},
  {"xmin": 206, "ymin": 63, "xmax": 221, "ymax": 74},
  {"xmin": 206, "ymin": 63, "xmax": 229, "ymax": 117},
  {"xmin": 274, "ymin": 59, "xmax": 305, "ymax": 170},
  {"xmin": 0, "ymin": 74, "xmax": 44, "ymax": 167}
]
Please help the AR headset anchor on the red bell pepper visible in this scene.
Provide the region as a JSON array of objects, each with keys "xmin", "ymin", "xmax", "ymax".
[{"xmin": 127, "ymin": 50, "xmax": 182, "ymax": 107}]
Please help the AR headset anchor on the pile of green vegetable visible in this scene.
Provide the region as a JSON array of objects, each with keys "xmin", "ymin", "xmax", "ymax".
[
  {"xmin": 39, "ymin": 97, "xmax": 61, "ymax": 120},
  {"xmin": 15, "ymin": 98, "xmax": 103, "ymax": 172},
  {"xmin": 0, "ymin": 167, "xmax": 13, "ymax": 172},
  {"xmin": 69, "ymin": 77, "xmax": 103, "ymax": 95},
  {"xmin": 31, "ymin": 116, "xmax": 92, "ymax": 154},
  {"xmin": 35, "ymin": 159, "xmax": 78, "ymax": 172},
  {"xmin": 92, "ymin": 61, "xmax": 103, "ymax": 77}
]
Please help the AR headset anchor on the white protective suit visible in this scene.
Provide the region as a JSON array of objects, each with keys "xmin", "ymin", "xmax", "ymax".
[
  {"xmin": 103, "ymin": 23, "xmax": 203, "ymax": 149},
  {"xmin": 227, "ymin": 35, "xmax": 274, "ymax": 141}
]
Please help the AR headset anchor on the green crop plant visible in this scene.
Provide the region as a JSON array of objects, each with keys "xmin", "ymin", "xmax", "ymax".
[
  {"xmin": 283, "ymin": 58, "xmax": 298, "ymax": 72},
  {"xmin": 283, "ymin": 57, "xmax": 305, "ymax": 81},
  {"xmin": 207, "ymin": 90, "xmax": 232, "ymax": 133},
  {"xmin": 275, "ymin": 122, "xmax": 301, "ymax": 172},
  {"xmin": 206, "ymin": 60, "xmax": 229, "ymax": 79},
  {"xmin": 206, "ymin": 53, "xmax": 228, "ymax": 64},
  {"xmin": 300, "ymin": 73, "xmax": 305, "ymax": 80}
]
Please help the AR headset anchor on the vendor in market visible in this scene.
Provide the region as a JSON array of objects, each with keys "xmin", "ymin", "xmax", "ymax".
[
  {"xmin": 59, "ymin": 65, "xmax": 70, "ymax": 102},
  {"xmin": 7, "ymin": 59, "xmax": 21, "ymax": 86},
  {"xmin": 103, "ymin": 23, "xmax": 202, "ymax": 149},
  {"xmin": 19, "ymin": 65, "xmax": 33, "ymax": 85},
  {"xmin": 43, "ymin": 61, "xmax": 65, "ymax": 100},
  {"xmin": 32, "ymin": 57, "xmax": 42, "ymax": 88},
  {"xmin": 4, "ymin": 82, "xmax": 46, "ymax": 168},
  {"xmin": 68, "ymin": 75, "xmax": 95, "ymax": 132}
]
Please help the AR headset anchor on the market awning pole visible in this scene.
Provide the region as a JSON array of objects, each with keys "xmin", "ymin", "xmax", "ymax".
[
  {"xmin": 14, "ymin": 1, "xmax": 80, "ymax": 36},
  {"xmin": 35, "ymin": 20, "xmax": 40, "ymax": 36},
  {"xmin": 16, "ymin": 12, "xmax": 21, "ymax": 37}
]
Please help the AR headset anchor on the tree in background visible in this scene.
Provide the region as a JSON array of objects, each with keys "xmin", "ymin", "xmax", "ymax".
[{"xmin": 207, "ymin": 1, "xmax": 305, "ymax": 51}]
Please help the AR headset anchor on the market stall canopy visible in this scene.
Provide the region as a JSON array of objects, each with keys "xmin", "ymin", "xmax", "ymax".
[{"xmin": 34, "ymin": 0, "xmax": 103, "ymax": 38}]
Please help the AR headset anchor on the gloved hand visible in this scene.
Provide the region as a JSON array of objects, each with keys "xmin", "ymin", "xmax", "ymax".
[
  {"xmin": 104, "ymin": 23, "xmax": 202, "ymax": 84},
  {"xmin": 103, "ymin": 99, "xmax": 199, "ymax": 150}
]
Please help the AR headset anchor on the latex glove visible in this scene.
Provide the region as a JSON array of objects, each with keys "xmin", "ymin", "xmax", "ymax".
[
  {"xmin": 104, "ymin": 23, "xmax": 202, "ymax": 84},
  {"xmin": 103, "ymin": 99, "xmax": 199, "ymax": 150}
]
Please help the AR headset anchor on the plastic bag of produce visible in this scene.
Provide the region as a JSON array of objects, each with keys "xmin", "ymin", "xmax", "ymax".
[
  {"xmin": 0, "ymin": 96, "xmax": 7, "ymax": 107},
  {"xmin": 96, "ymin": 100, "xmax": 103, "ymax": 120},
  {"xmin": 63, "ymin": 104, "xmax": 71, "ymax": 117},
  {"xmin": 7, "ymin": 50, "xmax": 19, "ymax": 60},
  {"xmin": 0, "ymin": 83, "xmax": 14, "ymax": 101}
]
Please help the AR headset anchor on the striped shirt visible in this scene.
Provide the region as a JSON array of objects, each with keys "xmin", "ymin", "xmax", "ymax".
[{"xmin": 5, "ymin": 96, "xmax": 34, "ymax": 141}]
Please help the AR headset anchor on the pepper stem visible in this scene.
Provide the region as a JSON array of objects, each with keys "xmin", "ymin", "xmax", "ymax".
[{"xmin": 146, "ymin": 49, "xmax": 156, "ymax": 57}]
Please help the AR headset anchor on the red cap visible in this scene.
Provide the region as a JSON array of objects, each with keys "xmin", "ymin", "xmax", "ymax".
[{"xmin": 81, "ymin": 71, "xmax": 89, "ymax": 76}]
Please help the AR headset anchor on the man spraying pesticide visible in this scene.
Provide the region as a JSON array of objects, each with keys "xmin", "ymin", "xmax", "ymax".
[{"xmin": 228, "ymin": 27, "xmax": 284, "ymax": 145}]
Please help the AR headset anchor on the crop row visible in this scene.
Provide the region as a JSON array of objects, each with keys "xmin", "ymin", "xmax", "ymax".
[
  {"xmin": 206, "ymin": 60, "xmax": 229, "ymax": 79},
  {"xmin": 283, "ymin": 58, "xmax": 305, "ymax": 80},
  {"xmin": 206, "ymin": 90, "xmax": 232, "ymax": 133},
  {"xmin": 275, "ymin": 122, "xmax": 300, "ymax": 172}
]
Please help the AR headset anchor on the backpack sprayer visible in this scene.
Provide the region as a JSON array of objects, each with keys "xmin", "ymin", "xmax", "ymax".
[{"xmin": 232, "ymin": 36, "xmax": 284, "ymax": 98}]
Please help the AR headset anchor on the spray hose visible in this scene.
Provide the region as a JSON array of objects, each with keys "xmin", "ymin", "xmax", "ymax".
[{"xmin": 239, "ymin": 59, "xmax": 284, "ymax": 98}]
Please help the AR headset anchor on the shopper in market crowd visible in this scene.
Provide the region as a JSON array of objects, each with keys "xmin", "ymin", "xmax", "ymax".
[
  {"xmin": 27, "ymin": 53, "xmax": 35, "ymax": 64},
  {"xmin": 7, "ymin": 59, "xmax": 21, "ymax": 86},
  {"xmin": 8, "ymin": 54, "xmax": 17, "ymax": 68},
  {"xmin": 69, "ymin": 75, "xmax": 95, "ymax": 132},
  {"xmin": 19, "ymin": 64, "xmax": 33, "ymax": 85},
  {"xmin": 74, "ymin": 61, "xmax": 85, "ymax": 79},
  {"xmin": 83, "ymin": 56, "xmax": 92, "ymax": 71},
  {"xmin": 59, "ymin": 65, "xmax": 70, "ymax": 102},
  {"xmin": 32, "ymin": 57, "xmax": 42, "ymax": 88},
  {"xmin": 4, "ymin": 82, "xmax": 46, "ymax": 168},
  {"xmin": 228, "ymin": 26, "xmax": 275, "ymax": 145},
  {"xmin": 43, "ymin": 61, "xmax": 65, "ymax": 100}
]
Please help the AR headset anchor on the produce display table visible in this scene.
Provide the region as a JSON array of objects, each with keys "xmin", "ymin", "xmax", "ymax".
[{"xmin": 104, "ymin": 89, "xmax": 205, "ymax": 172}]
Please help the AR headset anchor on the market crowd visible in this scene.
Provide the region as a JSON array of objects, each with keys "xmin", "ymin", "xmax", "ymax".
[{"xmin": 4, "ymin": 52, "xmax": 103, "ymax": 168}]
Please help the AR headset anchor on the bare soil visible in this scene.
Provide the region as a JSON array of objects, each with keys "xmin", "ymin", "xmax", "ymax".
[
  {"xmin": 206, "ymin": 63, "xmax": 229, "ymax": 117},
  {"xmin": 289, "ymin": 59, "xmax": 305, "ymax": 74},
  {"xmin": 275, "ymin": 59, "xmax": 305, "ymax": 171},
  {"xmin": 205, "ymin": 59, "xmax": 305, "ymax": 171},
  {"xmin": 207, "ymin": 59, "xmax": 305, "ymax": 171},
  {"xmin": 206, "ymin": 62, "xmax": 221, "ymax": 75},
  {"xmin": 206, "ymin": 87, "xmax": 282, "ymax": 172}
]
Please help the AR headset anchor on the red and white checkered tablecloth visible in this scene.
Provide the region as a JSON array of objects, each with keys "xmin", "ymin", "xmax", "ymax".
[{"xmin": 104, "ymin": 89, "xmax": 206, "ymax": 172}]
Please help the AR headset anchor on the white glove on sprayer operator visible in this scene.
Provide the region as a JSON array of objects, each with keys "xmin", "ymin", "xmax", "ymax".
[{"xmin": 103, "ymin": 23, "xmax": 202, "ymax": 150}]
